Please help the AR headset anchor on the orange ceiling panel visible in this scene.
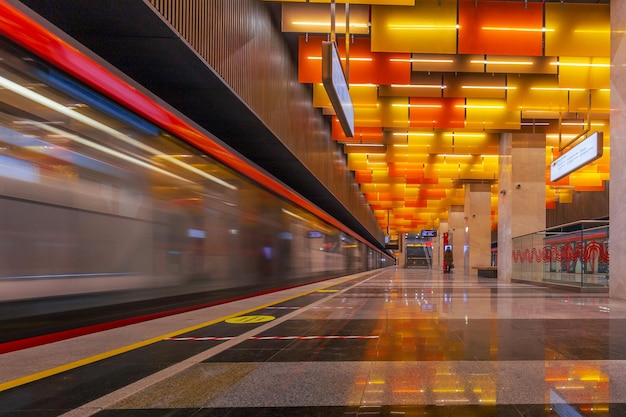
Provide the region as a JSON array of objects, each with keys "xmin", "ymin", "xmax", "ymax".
[
  {"xmin": 298, "ymin": 36, "xmax": 411, "ymax": 85},
  {"xmin": 405, "ymin": 200, "xmax": 429, "ymax": 208},
  {"xmin": 406, "ymin": 177, "xmax": 439, "ymax": 185},
  {"xmin": 298, "ymin": 36, "xmax": 325, "ymax": 83},
  {"xmin": 336, "ymin": 37, "xmax": 411, "ymax": 85},
  {"xmin": 370, "ymin": 202, "xmax": 394, "ymax": 210},
  {"xmin": 354, "ymin": 170, "xmax": 373, "ymax": 184},
  {"xmin": 458, "ymin": 0, "xmax": 543, "ymax": 56},
  {"xmin": 419, "ymin": 189, "xmax": 447, "ymax": 199},
  {"xmin": 388, "ymin": 163, "xmax": 425, "ymax": 179},
  {"xmin": 409, "ymin": 97, "xmax": 465, "ymax": 128},
  {"xmin": 333, "ymin": 121, "xmax": 383, "ymax": 142}
]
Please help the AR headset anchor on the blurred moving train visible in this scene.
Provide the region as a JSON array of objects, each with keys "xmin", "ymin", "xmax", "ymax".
[{"xmin": 0, "ymin": 4, "xmax": 391, "ymax": 332}]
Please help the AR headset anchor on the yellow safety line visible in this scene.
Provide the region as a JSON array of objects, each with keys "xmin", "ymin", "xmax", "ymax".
[{"xmin": 0, "ymin": 274, "xmax": 365, "ymax": 392}]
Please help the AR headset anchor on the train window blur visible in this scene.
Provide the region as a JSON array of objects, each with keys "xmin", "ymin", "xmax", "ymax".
[{"xmin": 0, "ymin": 39, "xmax": 388, "ymax": 306}]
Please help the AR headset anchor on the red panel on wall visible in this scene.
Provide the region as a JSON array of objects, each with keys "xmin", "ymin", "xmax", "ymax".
[
  {"xmin": 409, "ymin": 97, "xmax": 465, "ymax": 128},
  {"xmin": 458, "ymin": 0, "xmax": 544, "ymax": 56}
]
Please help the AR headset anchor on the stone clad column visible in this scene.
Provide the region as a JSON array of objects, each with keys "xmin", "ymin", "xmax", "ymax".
[
  {"xmin": 610, "ymin": 1, "xmax": 626, "ymax": 299},
  {"xmin": 465, "ymin": 183, "xmax": 492, "ymax": 275},
  {"xmin": 498, "ymin": 133, "xmax": 546, "ymax": 282},
  {"xmin": 498, "ymin": 133, "xmax": 513, "ymax": 281},
  {"xmin": 511, "ymin": 134, "xmax": 546, "ymax": 238}
]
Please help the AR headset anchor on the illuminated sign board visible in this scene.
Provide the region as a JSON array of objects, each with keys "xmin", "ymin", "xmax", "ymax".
[
  {"xmin": 550, "ymin": 131, "xmax": 603, "ymax": 182},
  {"xmin": 421, "ymin": 229, "xmax": 437, "ymax": 237},
  {"xmin": 321, "ymin": 41, "xmax": 354, "ymax": 138}
]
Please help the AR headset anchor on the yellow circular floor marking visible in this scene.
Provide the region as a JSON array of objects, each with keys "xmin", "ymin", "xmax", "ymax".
[
  {"xmin": 225, "ymin": 315, "xmax": 275, "ymax": 324},
  {"xmin": 317, "ymin": 289, "xmax": 339, "ymax": 293}
]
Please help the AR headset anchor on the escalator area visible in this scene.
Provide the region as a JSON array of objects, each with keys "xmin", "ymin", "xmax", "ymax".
[{"xmin": 405, "ymin": 244, "xmax": 431, "ymax": 268}]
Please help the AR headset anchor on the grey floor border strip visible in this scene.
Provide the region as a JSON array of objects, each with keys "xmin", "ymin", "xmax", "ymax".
[{"xmin": 60, "ymin": 270, "xmax": 389, "ymax": 417}]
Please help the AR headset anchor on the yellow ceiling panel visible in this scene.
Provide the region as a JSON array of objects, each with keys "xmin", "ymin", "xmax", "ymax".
[
  {"xmin": 558, "ymin": 190, "xmax": 574, "ymax": 204},
  {"xmin": 372, "ymin": 170, "xmax": 391, "ymax": 181},
  {"xmin": 557, "ymin": 57, "xmax": 610, "ymax": 91},
  {"xmin": 464, "ymin": 98, "xmax": 520, "ymax": 130},
  {"xmin": 569, "ymin": 173, "xmax": 604, "ymax": 188},
  {"xmin": 361, "ymin": 183, "xmax": 391, "ymax": 193},
  {"xmin": 371, "ymin": 0, "xmax": 457, "ymax": 53},
  {"xmin": 381, "ymin": 97, "xmax": 410, "ymax": 128},
  {"xmin": 506, "ymin": 74, "xmax": 569, "ymax": 112},
  {"xmin": 347, "ymin": 153, "xmax": 368, "ymax": 170},
  {"xmin": 354, "ymin": 106, "xmax": 383, "ymax": 127},
  {"xmin": 545, "ymin": 3, "xmax": 610, "ymax": 57},
  {"xmin": 350, "ymin": 85, "xmax": 380, "ymax": 107},
  {"xmin": 312, "ymin": 83, "xmax": 329, "ymax": 108},
  {"xmin": 315, "ymin": 84, "xmax": 378, "ymax": 112},
  {"xmin": 568, "ymin": 90, "xmax": 592, "ymax": 114},
  {"xmin": 591, "ymin": 89, "xmax": 611, "ymax": 114}
]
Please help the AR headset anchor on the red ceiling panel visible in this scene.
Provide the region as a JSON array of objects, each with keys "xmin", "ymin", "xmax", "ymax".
[{"xmin": 458, "ymin": 0, "xmax": 544, "ymax": 56}]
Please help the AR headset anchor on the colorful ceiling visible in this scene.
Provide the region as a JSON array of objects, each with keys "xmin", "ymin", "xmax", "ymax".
[{"xmin": 266, "ymin": 0, "xmax": 610, "ymax": 237}]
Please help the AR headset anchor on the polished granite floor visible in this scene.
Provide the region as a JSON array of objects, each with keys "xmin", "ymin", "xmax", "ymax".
[{"xmin": 2, "ymin": 267, "xmax": 626, "ymax": 416}]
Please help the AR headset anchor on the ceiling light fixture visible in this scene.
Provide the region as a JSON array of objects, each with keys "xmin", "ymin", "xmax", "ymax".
[
  {"xmin": 390, "ymin": 58, "xmax": 454, "ymax": 64},
  {"xmin": 388, "ymin": 24, "xmax": 458, "ymax": 31},
  {"xmin": 461, "ymin": 85, "xmax": 516, "ymax": 90},
  {"xmin": 391, "ymin": 84, "xmax": 447, "ymax": 89},
  {"xmin": 392, "ymin": 132, "xmax": 435, "ymax": 137},
  {"xmin": 396, "ymin": 104, "xmax": 443, "ymax": 109},
  {"xmin": 292, "ymin": 21, "xmax": 369, "ymax": 29},
  {"xmin": 531, "ymin": 87, "xmax": 586, "ymax": 92},
  {"xmin": 455, "ymin": 104, "xmax": 505, "ymax": 109},
  {"xmin": 482, "ymin": 26, "xmax": 553, "ymax": 33},
  {"xmin": 471, "ymin": 60, "xmax": 533, "ymax": 66},
  {"xmin": 550, "ymin": 62, "xmax": 610, "ymax": 68}
]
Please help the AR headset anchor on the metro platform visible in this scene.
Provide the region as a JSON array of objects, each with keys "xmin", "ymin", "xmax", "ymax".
[{"xmin": 2, "ymin": 267, "xmax": 626, "ymax": 416}]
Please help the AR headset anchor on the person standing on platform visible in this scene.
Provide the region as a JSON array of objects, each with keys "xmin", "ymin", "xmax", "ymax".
[{"xmin": 444, "ymin": 248, "xmax": 454, "ymax": 273}]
